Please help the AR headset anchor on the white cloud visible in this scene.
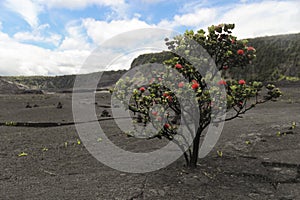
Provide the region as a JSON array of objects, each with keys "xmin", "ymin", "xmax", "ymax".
[
  {"xmin": 76, "ymin": 20, "xmax": 174, "ymax": 72},
  {"xmin": 158, "ymin": 8, "xmax": 217, "ymax": 28},
  {"xmin": 4, "ymin": 0, "xmax": 42, "ymax": 28},
  {"xmin": 220, "ymin": 0, "xmax": 300, "ymax": 38},
  {"xmin": 174, "ymin": 8, "xmax": 216, "ymax": 26},
  {"xmin": 59, "ymin": 21, "xmax": 92, "ymax": 50},
  {"xmin": 1, "ymin": 0, "xmax": 300, "ymax": 76},
  {"xmin": 14, "ymin": 31, "xmax": 61, "ymax": 46},
  {"xmin": 180, "ymin": 0, "xmax": 209, "ymax": 13},
  {"xmin": 40, "ymin": 0, "xmax": 129, "ymax": 19},
  {"xmin": 13, "ymin": 24, "xmax": 62, "ymax": 46},
  {"xmin": 0, "ymin": 17, "xmax": 163, "ymax": 76},
  {"xmin": 38, "ymin": 0, "xmax": 125, "ymax": 9},
  {"xmin": 4, "ymin": 0, "xmax": 128, "ymax": 29},
  {"xmin": 82, "ymin": 18, "xmax": 154, "ymax": 45},
  {"xmin": 0, "ymin": 30, "xmax": 90, "ymax": 76},
  {"xmin": 159, "ymin": 0, "xmax": 300, "ymax": 39},
  {"xmin": 0, "ymin": 17, "xmax": 162, "ymax": 76}
]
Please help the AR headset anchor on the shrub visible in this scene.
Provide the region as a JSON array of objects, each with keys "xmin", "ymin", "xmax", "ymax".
[{"xmin": 113, "ymin": 24, "xmax": 282, "ymax": 168}]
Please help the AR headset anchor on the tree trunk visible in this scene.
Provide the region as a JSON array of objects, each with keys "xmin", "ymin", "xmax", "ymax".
[{"xmin": 189, "ymin": 127, "xmax": 203, "ymax": 168}]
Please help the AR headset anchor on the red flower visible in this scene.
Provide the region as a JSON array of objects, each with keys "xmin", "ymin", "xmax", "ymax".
[
  {"xmin": 191, "ymin": 80, "xmax": 199, "ymax": 89},
  {"xmin": 237, "ymin": 49, "xmax": 244, "ymax": 55},
  {"xmin": 192, "ymin": 83, "xmax": 199, "ymax": 90},
  {"xmin": 166, "ymin": 95, "xmax": 172, "ymax": 102},
  {"xmin": 192, "ymin": 80, "xmax": 198, "ymax": 84},
  {"xmin": 239, "ymin": 79, "xmax": 246, "ymax": 85},
  {"xmin": 247, "ymin": 46, "xmax": 255, "ymax": 51},
  {"xmin": 231, "ymin": 39, "xmax": 235, "ymax": 44},
  {"xmin": 164, "ymin": 123, "xmax": 171, "ymax": 129},
  {"xmin": 163, "ymin": 92, "xmax": 172, "ymax": 102},
  {"xmin": 158, "ymin": 77, "xmax": 162, "ymax": 82},
  {"xmin": 218, "ymin": 80, "xmax": 227, "ymax": 85},
  {"xmin": 223, "ymin": 65, "xmax": 229, "ymax": 70},
  {"xmin": 139, "ymin": 87, "xmax": 146, "ymax": 92},
  {"xmin": 175, "ymin": 64, "xmax": 183, "ymax": 69},
  {"xmin": 152, "ymin": 111, "xmax": 158, "ymax": 116},
  {"xmin": 178, "ymin": 82, "xmax": 184, "ymax": 88},
  {"xmin": 163, "ymin": 92, "xmax": 169, "ymax": 97}
]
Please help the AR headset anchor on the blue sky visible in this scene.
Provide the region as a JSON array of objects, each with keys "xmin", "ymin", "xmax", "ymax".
[{"xmin": 0, "ymin": 0, "xmax": 299, "ymax": 76}]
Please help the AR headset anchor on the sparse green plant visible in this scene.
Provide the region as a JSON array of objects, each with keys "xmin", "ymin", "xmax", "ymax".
[
  {"xmin": 77, "ymin": 139, "xmax": 81, "ymax": 145},
  {"xmin": 42, "ymin": 147, "xmax": 48, "ymax": 152},
  {"xmin": 217, "ymin": 150, "xmax": 223, "ymax": 157},
  {"xmin": 291, "ymin": 121, "xmax": 296, "ymax": 129},
  {"xmin": 5, "ymin": 121, "xmax": 17, "ymax": 126},
  {"xmin": 276, "ymin": 131, "xmax": 281, "ymax": 136},
  {"xmin": 18, "ymin": 152, "xmax": 28, "ymax": 157}
]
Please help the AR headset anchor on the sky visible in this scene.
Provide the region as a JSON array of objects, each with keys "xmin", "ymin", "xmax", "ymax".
[{"xmin": 0, "ymin": 0, "xmax": 299, "ymax": 76}]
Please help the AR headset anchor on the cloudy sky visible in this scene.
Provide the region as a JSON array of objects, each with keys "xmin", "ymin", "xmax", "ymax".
[{"xmin": 0, "ymin": 0, "xmax": 299, "ymax": 76}]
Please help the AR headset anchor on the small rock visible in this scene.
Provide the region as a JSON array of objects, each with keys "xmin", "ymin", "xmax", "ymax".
[
  {"xmin": 149, "ymin": 189, "xmax": 157, "ymax": 195},
  {"xmin": 280, "ymin": 195, "xmax": 295, "ymax": 200},
  {"xmin": 56, "ymin": 102, "xmax": 63, "ymax": 109},
  {"xmin": 271, "ymin": 124, "xmax": 281, "ymax": 129},
  {"xmin": 157, "ymin": 189, "xmax": 165, "ymax": 196},
  {"xmin": 258, "ymin": 188, "xmax": 273, "ymax": 195},
  {"xmin": 279, "ymin": 169, "xmax": 298, "ymax": 177},
  {"xmin": 272, "ymin": 167, "xmax": 282, "ymax": 171},
  {"xmin": 248, "ymin": 193, "xmax": 260, "ymax": 198},
  {"xmin": 25, "ymin": 103, "xmax": 32, "ymax": 108},
  {"xmin": 100, "ymin": 109, "xmax": 111, "ymax": 117}
]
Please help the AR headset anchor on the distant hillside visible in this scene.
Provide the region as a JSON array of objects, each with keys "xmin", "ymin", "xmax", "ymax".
[
  {"xmin": 232, "ymin": 33, "xmax": 300, "ymax": 81},
  {"xmin": 131, "ymin": 33, "xmax": 300, "ymax": 82},
  {"xmin": 1, "ymin": 70, "xmax": 126, "ymax": 92},
  {"xmin": 0, "ymin": 79, "xmax": 27, "ymax": 94}
]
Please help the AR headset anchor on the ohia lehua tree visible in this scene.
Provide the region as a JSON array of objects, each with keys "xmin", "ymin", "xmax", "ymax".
[{"xmin": 112, "ymin": 24, "xmax": 282, "ymax": 168}]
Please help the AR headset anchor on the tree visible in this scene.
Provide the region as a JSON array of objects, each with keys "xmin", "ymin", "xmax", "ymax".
[{"xmin": 113, "ymin": 24, "xmax": 282, "ymax": 168}]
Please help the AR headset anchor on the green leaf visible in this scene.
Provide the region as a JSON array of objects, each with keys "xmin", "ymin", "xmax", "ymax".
[
  {"xmin": 42, "ymin": 147, "xmax": 48, "ymax": 152},
  {"xmin": 217, "ymin": 150, "xmax": 223, "ymax": 157},
  {"xmin": 18, "ymin": 152, "xmax": 28, "ymax": 157}
]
